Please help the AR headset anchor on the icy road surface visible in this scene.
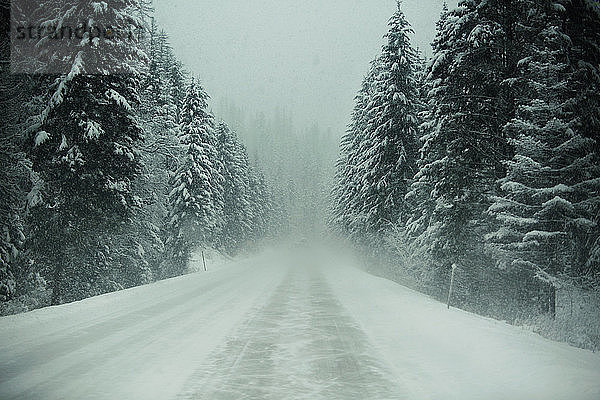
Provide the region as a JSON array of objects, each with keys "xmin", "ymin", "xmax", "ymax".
[{"xmin": 1, "ymin": 248, "xmax": 600, "ymax": 400}]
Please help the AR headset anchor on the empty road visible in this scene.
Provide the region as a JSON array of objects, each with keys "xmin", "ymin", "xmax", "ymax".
[{"xmin": 1, "ymin": 249, "xmax": 599, "ymax": 399}]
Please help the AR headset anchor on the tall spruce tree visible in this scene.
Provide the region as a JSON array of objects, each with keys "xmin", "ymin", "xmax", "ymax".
[
  {"xmin": 247, "ymin": 168, "xmax": 273, "ymax": 243},
  {"xmin": 165, "ymin": 79, "xmax": 223, "ymax": 276},
  {"xmin": 563, "ymin": 0, "xmax": 600, "ymax": 280},
  {"xmin": 331, "ymin": 58, "xmax": 381, "ymax": 239},
  {"xmin": 28, "ymin": 73, "xmax": 144, "ymax": 303},
  {"xmin": 406, "ymin": 0, "xmax": 516, "ymax": 299},
  {"xmin": 215, "ymin": 121, "xmax": 252, "ymax": 253},
  {"xmin": 486, "ymin": 0, "xmax": 600, "ymax": 314},
  {"xmin": 357, "ymin": 2, "xmax": 419, "ymax": 235},
  {"xmin": 0, "ymin": 0, "xmax": 32, "ymax": 301},
  {"xmin": 25, "ymin": 0, "xmax": 146, "ymax": 304},
  {"xmin": 331, "ymin": 2, "xmax": 420, "ymax": 243},
  {"xmin": 115, "ymin": 27, "xmax": 187, "ymax": 285}
]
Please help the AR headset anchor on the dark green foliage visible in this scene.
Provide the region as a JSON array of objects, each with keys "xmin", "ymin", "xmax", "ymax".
[
  {"xmin": 487, "ymin": 0, "xmax": 600, "ymax": 310},
  {"xmin": 28, "ymin": 73, "xmax": 143, "ymax": 304},
  {"xmin": 164, "ymin": 79, "xmax": 223, "ymax": 276}
]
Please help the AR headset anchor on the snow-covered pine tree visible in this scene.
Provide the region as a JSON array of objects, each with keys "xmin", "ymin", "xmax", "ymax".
[
  {"xmin": 215, "ymin": 121, "xmax": 252, "ymax": 253},
  {"xmin": 0, "ymin": 104, "xmax": 28, "ymax": 303},
  {"xmin": 142, "ymin": 22, "xmax": 187, "ymax": 123},
  {"xmin": 0, "ymin": 0, "xmax": 31, "ymax": 301},
  {"xmin": 248, "ymin": 168, "xmax": 273, "ymax": 243},
  {"xmin": 331, "ymin": 2, "xmax": 420, "ymax": 244},
  {"xmin": 331, "ymin": 58, "xmax": 381, "ymax": 239},
  {"xmin": 0, "ymin": 121, "xmax": 32, "ymax": 303},
  {"xmin": 486, "ymin": 0, "xmax": 600, "ymax": 314},
  {"xmin": 0, "ymin": 142, "xmax": 20, "ymax": 301},
  {"xmin": 166, "ymin": 51, "xmax": 188, "ymax": 123},
  {"xmin": 564, "ymin": 0, "xmax": 600, "ymax": 149},
  {"xmin": 25, "ymin": 0, "xmax": 146, "ymax": 304},
  {"xmin": 165, "ymin": 78, "xmax": 223, "ymax": 277},
  {"xmin": 108, "ymin": 25, "xmax": 188, "ymax": 286},
  {"xmin": 235, "ymin": 137, "xmax": 258, "ymax": 241},
  {"xmin": 562, "ymin": 0, "xmax": 600, "ymax": 281},
  {"xmin": 140, "ymin": 27, "xmax": 185, "ymax": 171},
  {"xmin": 404, "ymin": 2, "xmax": 449, "ymax": 238},
  {"xmin": 354, "ymin": 2, "xmax": 420, "ymax": 238},
  {"xmin": 406, "ymin": 0, "xmax": 517, "ymax": 300},
  {"xmin": 143, "ymin": 19, "xmax": 163, "ymax": 107}
]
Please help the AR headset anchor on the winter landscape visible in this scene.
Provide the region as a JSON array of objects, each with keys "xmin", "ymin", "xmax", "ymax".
[{"xmin": 1, "ymin": 0, "xmax": 600, "ymax": 399}]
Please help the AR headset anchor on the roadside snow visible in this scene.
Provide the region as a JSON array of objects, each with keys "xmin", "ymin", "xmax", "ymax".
[
  {"xmin": 321, "ymin": 253, "xmax": 600, "ymax": 400},
  {"xmin": 0, "ymin": 253, "xmax": 286, "ymax": 400},
  {"xmin": 187, "ymin": 247, "xmax": 234, "ymax": 273}
]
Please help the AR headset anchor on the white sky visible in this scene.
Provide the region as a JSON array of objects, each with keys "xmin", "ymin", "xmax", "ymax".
[{"xmin": 154, "ymin": 0, "xmax": 451, "ymax": 135}]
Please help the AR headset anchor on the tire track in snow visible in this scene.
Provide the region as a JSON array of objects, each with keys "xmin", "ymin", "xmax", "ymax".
[
  {"xmin": 178, "ymin": 267, "xmax": 297, "ymax": 399},
  {"xmin": 0, "ymin": 260, "xmax": 287, "ymax": 400},
  {"xmin": 305, "ymin": 268, "xmax": 404, "ymax": 399},
  {"xmin": 178, "ymin": 262, "xmax": 405, "ymax": 399}
]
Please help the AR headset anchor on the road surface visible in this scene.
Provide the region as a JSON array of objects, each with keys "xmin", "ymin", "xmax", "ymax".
[{"xmin": 1, "ymin": 249, "xmax": 599, "ymax": 399}]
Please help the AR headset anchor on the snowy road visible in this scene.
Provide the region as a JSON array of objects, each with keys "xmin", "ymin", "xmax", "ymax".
[
  {"xmin": 179, "ymin": 259, "xmax": 402, "ymax": 399},
  {"xmin": 1, "ymin": 249, "xmax": 600, "ymax": 399}
]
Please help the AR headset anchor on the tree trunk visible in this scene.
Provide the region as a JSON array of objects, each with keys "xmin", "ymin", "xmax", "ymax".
[
  {"xmin": 549, "ymin": 285, "xmax": 556, "ymax": 319},
  {"xmin": 51, "ymin": 262, "xmax": 63, "ymax": 306}
]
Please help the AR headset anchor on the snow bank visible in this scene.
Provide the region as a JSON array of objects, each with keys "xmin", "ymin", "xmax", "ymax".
[{"xmin": 321, "ymin": 255, "xmax": 600, "ymax": 400}]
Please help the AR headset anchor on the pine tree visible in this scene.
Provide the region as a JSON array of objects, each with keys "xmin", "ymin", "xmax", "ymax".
[
  {"xmin": 247, "ymin": 168, "xmax": 273, "ymax": 243},
  {"xmin": 562, "ymin": 0, "xmax": 600, "ymax": 280},
  {"xmin": 215, "ymin": 121, "xmax": 252, "ymax": 253},
  {"xmin": 406, "ymin": 0, "xmax": 517, "ymax": 298},
  {"xmin": 25, "ymin": 0, "xmax": 146, "ymax": 304},
  {"xmin": 165, "ymin": 79, "xmax": 223, "ymax": 276},
  {"xmin": 331, "ymin": 58, "xmax": 381, "ymax": 238},
  {"xmin": 0, "ymin": 0, "xmax": 31, "ymax": 301},
  {"xmin": 331, "ymin": 2, "xmax": 420, "ymax": 243},
  {"xmin": 487, "ymin": 0, "xmax": 600, "ymax": 313},
  {"xmin": 357, "ymin": 2, "xmax": 419, "ymax": 234},
  {"xmin": 0, "ymin": 113, "xmax": 27, "ymax": 303},
  {"xmin": 28, "ymin": 76, "xmax": 144, "ymax": 304},
  {"xmin": 565, "ymin": 0, "xmax": 600, "ymax": 150},
  {"xmin": 135, "ymin": 27, "xmax": 187, "ymax": 280}
]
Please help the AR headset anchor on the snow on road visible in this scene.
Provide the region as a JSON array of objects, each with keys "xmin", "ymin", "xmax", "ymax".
[
  {"xmin": 0, "ymin": 253, "xmax": 286, "ymax": 400},
  {"xmin": 178, "ymin": 258, "xmax": 401, "ymax": 399},
  {"xmin": 1, "ymin": 248, "xmax": 599, "ymax": 400}
]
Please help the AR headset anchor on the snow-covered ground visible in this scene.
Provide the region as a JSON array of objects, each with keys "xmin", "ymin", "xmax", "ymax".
[{"xmin": 1, "ymin": 247, "xmax": 599, "ymax": 399}]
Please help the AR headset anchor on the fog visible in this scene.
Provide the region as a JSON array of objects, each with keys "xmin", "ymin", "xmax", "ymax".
[
  {"xmin": 153, "ymin": 0, "xmax": 451, "ymax": 233},
  {"xmin": 154, "ymin": 0, "xmax": 450, "ymax": 137}
]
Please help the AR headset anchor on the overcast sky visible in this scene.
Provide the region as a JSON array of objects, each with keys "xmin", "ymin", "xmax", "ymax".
[{"xmin": 154, "ymin": 0, "xmax": 451, "ymax": 136}]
